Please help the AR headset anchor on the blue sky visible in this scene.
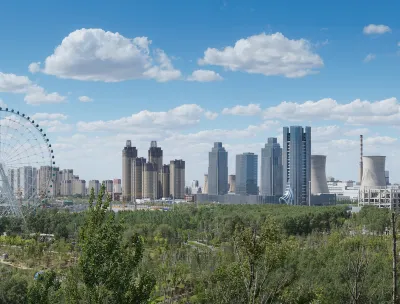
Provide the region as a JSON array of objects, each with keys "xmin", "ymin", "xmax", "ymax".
[{"xmin": 0, "ymin": 0, "xmax": 400, "ymax": 184}]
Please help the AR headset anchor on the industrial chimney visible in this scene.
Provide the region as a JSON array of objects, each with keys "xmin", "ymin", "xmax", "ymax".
[
  {"xmin": 311, "ymin": 155, "xmax": 329, "ymax": 194},
  {"xmin": 360, "ymin": 156, "xmax": 386, "ymax": 188}
]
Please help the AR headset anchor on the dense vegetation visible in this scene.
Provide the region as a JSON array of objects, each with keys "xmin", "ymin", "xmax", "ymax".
[{"xmin": 0, "ymin": 186, "xmax": 398, "ymax": 303}]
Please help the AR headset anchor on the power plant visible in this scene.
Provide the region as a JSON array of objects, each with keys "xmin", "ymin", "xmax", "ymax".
[
  {"xmin": 311, "ymin": 155, "xmax": 329, "ymax": 195},
  {"xmin": 360, "ymin": 156, "xmax": 386, "ymax": 188}
]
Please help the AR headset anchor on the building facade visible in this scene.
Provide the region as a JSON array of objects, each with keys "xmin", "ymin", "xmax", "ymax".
[
  {"xmin": 281, "ymin": 126, "xmax": 311, "ymax": 205},
  {"xmin": 131, "ymin": 157, "xmax": 146, "ymax": 201},
  {"xmin": 122, "ymin": 140, "xmax": 138, "ymax": 202},
  {"xmin": 160, "ymin": 165, "xmax": 170, "ymax": 198},
  {"xmin": 260, "ymin": 138, "xmax": 283, "ymax": 196},
  {"xmin": 88, "ymin": 180, "xmax": 100, "ymax": 196},
  {"xmin": 208, "ymin": 142, "xmax": 228, "ymax": 195},
  {"xmin": 235, "ymin": 153, "xmax": 258, "ymax": 195},
  {"xmin": 143, "ymin": 163, "xmax": 158, "ymax": 199},
  {"xmin": 170, "ymin": 160, "xmax": 185, "ymax": 199},
  {"xmin": 103, "ymin": 180, "xmax": 113, "ymax": 194}
]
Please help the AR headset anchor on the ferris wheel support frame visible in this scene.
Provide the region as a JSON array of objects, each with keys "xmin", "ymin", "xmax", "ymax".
[{"xmin": 0, "ymin": 106, "xmax": 56, "ymax": 219}]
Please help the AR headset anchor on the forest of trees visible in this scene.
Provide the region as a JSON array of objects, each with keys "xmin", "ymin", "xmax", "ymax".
[{"xmin": 0, "ymin": 185, "xmax": 398, "ymax": 303}]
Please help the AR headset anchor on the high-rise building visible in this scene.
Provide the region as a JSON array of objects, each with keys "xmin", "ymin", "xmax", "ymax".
[
  {"xmin": 143, "ymin": 163, "xmax": 158, "ymax": 199},
  {"xmin": 235, "ymin": 153, "xmax": 258, "ymax": 195},
  {"xmin": 281, "ymin": 126, "xmax": 311, "ymax": 205},
  {"xmin": 148, "ymin": 141, "xmax": 163, "ymax": 171},
  {"xmin": 203, "ymin": 174, "xmax": 208, "ymax": 194},
  {"xmin": 72, "ymin": 179, "xmax": 86, "ymax": 196},
  {"xmin": 228, "ymin": 175, "xmax": 236, "ymax": 193},
  {"xmin": 122, "ymin": 140, "xmax": 138, "ymax": 202},
  {"xmin": 37, "ymin": 166, "xmax": 55, "ymax": 197},
  {"xmin": 260, "ymin": 138, "xmax": 283, "ymax": 196},
  {"xmin": 208, "ymin": 142, "xmax": 228, "ymax": 195},
  {"xmin": 103, "ymin": 180, "xmax": 113, "ymax": 194},
  {"xmin": 131, "ymin": 157, "xmax": 146, "ymax": 201},
  {"xmin": 88, "ymin": 180, "xmax": 100, "ymax": 196},
  {"xmin": 113, "ymin": 179, "xmax": 122, "ymax": 193},
  {"xmin": 170, "ymin": 160, "xmax": 185, "ymax": 199},
  {"xmin": 148, "ymin": 141, "xmax": 163, "ymax": 198},
  {"xmin": 9, "ymin": 167, "xmax": 37, "ymax": 199},
  {"xmin": 160, "ymin": 165, "xmax": 170, "ymax": 198},
  {"xmin": 60, "ymin": 180, "xmax": 72, "ymax": 196}
]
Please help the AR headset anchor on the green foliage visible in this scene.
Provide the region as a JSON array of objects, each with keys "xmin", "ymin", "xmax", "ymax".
[
  {"xmin": 66, "ymin": 184, "xmax": 155, "ymax": 304},
  {"xmin": 27, "ymin": 270, "xmax": 61, "ymax": 304},
  {"xmin": 0, "ymin": 202, "xmax": 398, "ymax": 303}
]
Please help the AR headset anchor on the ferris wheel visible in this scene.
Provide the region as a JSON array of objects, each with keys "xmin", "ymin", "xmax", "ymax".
[{"xmin": 0, "ymin": 107, "xmax": 55, "ymax": 218}]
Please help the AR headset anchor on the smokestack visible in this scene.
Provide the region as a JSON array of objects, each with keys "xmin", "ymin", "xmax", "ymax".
[{"xmin": 359, "ymin": 135, "xmax": 363, "ymax": 184}]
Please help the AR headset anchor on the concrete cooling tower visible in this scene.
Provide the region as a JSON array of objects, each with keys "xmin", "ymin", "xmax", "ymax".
[
  {"xmin": 360, "ymin": 156, "xmax": 386, "ymax": 188},
  {"xmin": 311, "ymin": 155, "xmax": 329, "ymax": 194}
]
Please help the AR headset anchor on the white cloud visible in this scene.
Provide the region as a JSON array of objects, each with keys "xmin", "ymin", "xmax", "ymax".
[
  {"xmin": 0, "ymin": 72, "xmax": 66, "ymax": 105},
  {"xmin": 24, "ymin": 86, "xmax": 66, "ymax": 105},
  {"xmin": 344, "ymin": 128, "xmax": 369, "ymax": 136},
  {"xmin": 32, "ymin": 113, "xmax": 67, "ymax": 120},
  {"xmin": 187, "ymin": 70, "xmax": 223, "ymax": 82},
  {"xmin": 0, "ymin": 99, "xmax": 7, "ymax": 108},
  {"xmin": 398, "ymin": 42, "xmax": 400, "ymax": 47},
  {"xmin": 198, "ymin": 32, "xmax": 323, "ymax": 78},
  {"xmin": 37, "ymin": 120, "xmax": 73, "ymax": 133},
  {"xmin": 263, "ymin": 97, "xmax": 400, "ymax": 125},
  {"xmin": 37, "ymin": 28, "xmax": 181, "ymax": 82},
  {"xmin": 76, "ymin": 104, "xmax": 211, "ymax": 132},
  {"xmin": 79, "ymin": 96, "xmax": 93, "ymax": 102},
  {"xmin": 363, "ymin": 24, "xmax": 391, "ymax": 35},
  {"xmin": 28, "ymin": 62, "xmax": 41, "ymax": 74},
  {"xmin": 363, "ymin": 53, "xmax": 376, "ymax": 62},
  {"xmin": 204, "ymin": 111, "xmax": 218, "ymax": 120},
  {"xmin": 222, "ymin": 103, "xmax": 262, "ymax": 116}
]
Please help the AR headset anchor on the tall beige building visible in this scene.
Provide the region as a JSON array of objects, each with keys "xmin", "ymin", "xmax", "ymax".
[
  {"xmin": 143, "ymin": 163, "xmax": 158, "ymax": 199},
  {"xmin": 60, "ymin": 180, "xmax": 73, "ymax": 196},
  {"xmin": 102, "ymin": 180, "xmax": 113, "ymax": 194},
  {"xmin": 122, "ymin": 140, "xmax": 138, "ymax": 202},
  {"xmin": 170, "ymin": 160, "xmax": 185, "ymax": 199},
  {"xmin": 131, "ymin": 157, "xmax": 146, "ymax": 201},
  {"xmin": 88, "ymin": 180, "xmax": 100, "ymax": 196},
  {"xmin": 160, "ymin": 165, "xmax": 170, "ymax": 198},
  {"xmin": 203, "ymin": 174, "xmax": 208, "ymax": 194},
  {"xmin": 72, "ymin": 179, "xmax": 86, "ymax": 196},
  {"xmin": 228, "ymin": 175, "xmax": 236, "ymax": 193},
  {"xmin": 37, "ymin": 166, "xmax": 55, "ymax": 197}
]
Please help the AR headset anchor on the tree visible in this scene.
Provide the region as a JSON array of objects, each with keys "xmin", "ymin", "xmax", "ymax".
[{"xmin": 66, "ymin": 184, "xmax": 155, "ymax": 303}]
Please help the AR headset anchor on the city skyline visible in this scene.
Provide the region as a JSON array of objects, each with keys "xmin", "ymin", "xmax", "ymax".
[{"xmin": 1, "ymin": 1, "xmax": 400, "ymax": 184}]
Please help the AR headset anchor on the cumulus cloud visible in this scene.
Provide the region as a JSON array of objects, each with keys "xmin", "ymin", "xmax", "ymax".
[
  {"xmin": 37, "ymin": 120, "xmax": 73, "ymax": 133},
  {"xmin": 198, "ymin": 32, "xmax": 323, "ymax": 78},
  {"xmin": 344, "ymin": 128, "xmax": 369, "ymax": 136},
  {"xmin": 0, "ymin": 72, "xmax": 66, "ymax": 105},
  {"xmin": 364, "ymin": 53, "xmax": 376, "ymax": 62},
  {"xmin": 28, "ymin": 62, "xmax": 41, "ymax": 73},
  {"xmin": 76, "ymin": 104, "xmax": 212, "ymax": 132},
  {"xmin": 32, "ymin": 113, "xmax": 67, "ymax": 120},
  {"xmin": 0, "ymin": 99, "xmax": 7, "ymax": 108},
  {"xmin": 222, "ymin": 104, "xmax": 262, "ymax": 116},
  {"xmin": 363, "ymin": 24, "xmax": 391, "ymax": 35},
  {"xmin": 36, "ymin": 28, "xmax": 181, "ymax": 82},
  {"xmin": 204, "ymin": 111, "xmax": 218, "ymax": 120},
  {"xmin": 78, "ymin": 96, "xmax": 93, "ymax": 102},
  {"xmin": 263, "ymin": 97, "xmax": 400, "ymax": 125},
  {"xmin": 187, "ymin": 70, "xmax": 223, "ymax": 82}
]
